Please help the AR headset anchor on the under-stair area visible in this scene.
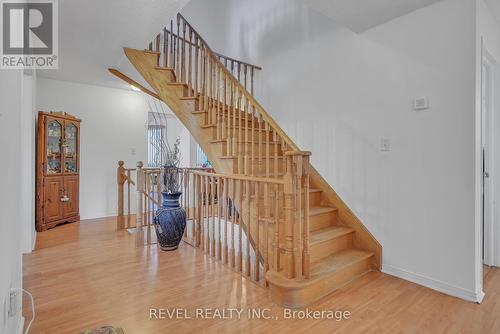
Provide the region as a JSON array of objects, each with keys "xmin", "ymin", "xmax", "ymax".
[{"xmin": 120, "ymin": 13, "xmax": 382, "ymax": 308}]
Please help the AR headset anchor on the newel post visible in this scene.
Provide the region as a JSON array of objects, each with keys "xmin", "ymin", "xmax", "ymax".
[
  {"xmin": 284, "ymin": 151, "xmax": 312, "ymax": 279},
  {"xmin": 135, "ymin": 161, "xmax": 144, "ymax": 246},
  {"xmin": 117, "ymin": 161, "xmax": 125, "ymax": 230}
]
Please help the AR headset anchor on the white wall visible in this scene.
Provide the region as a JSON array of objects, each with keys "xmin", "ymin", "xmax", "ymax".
[
  {"xmin": 20, "ymin": 71, "xmax": 37, "ymax": 254},
  {"xmin": 495, "ymin": 63, "xmax": 500, "ymax": 266},
  {"xmin": 363, "ymin": 0, "xmax": 479, "ymax": 300},
  {"xmin": 37, "ymin": 78, "xmax": 149, "ymax": 220},
  {"xmin": 477, "ymin": 0, "xmax": 500, "ymax": 272},
  {"xmin": 0, "ymin": 71, "xmax": 24, "ymax": 333},
  {"xmin": 182, "ymin": 0, "xmax": 481, "ymax": 300}
]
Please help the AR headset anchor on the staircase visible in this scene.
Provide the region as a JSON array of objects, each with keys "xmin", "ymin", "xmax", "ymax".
[{"xmin": 123, "ymin": 13, "xmax": 381, "ymax": 308}]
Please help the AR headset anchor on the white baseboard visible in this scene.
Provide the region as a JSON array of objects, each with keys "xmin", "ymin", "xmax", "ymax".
[
  {"xmin": 31, "ymin": 231, "xmax": 36, "ymax": 251},
  {"xmin": 16, "ymin": 316, "xmax": 24, "ymax": 334},
  {"xmin": 382, "ymin": 264, "xmax": 485, "ymax": 303}
]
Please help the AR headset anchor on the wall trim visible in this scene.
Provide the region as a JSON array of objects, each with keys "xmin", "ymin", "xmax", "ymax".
[
  {"xmin": 382, "ymin": 264, "xmax": 485, "ymax": 303},
  {"xmin": 16, "ymin": 316, "xmax": 24, "ymax": 334},
  {"xmin": 32, "ymin": 231, "xmax": 37, "ymax": 251}
]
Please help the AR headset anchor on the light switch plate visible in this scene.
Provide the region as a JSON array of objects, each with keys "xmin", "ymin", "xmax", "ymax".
[{"xmin": 414, "ymin": 96, "xmax": 429, "ymax": 110}]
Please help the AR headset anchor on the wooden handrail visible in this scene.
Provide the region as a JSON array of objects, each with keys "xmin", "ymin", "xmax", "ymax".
[
  {"xmin": 152, "ymin": 26, "xmax": 261, "ymax": 94},
  {"xmin": 162, "ymin": 28, "xmax": 262, "ymax": 71}
]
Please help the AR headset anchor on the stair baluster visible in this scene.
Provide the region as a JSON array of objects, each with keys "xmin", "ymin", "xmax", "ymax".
[
  {"xmin": 253, "ymin": 181, "xmax": 260, "ymax": 281},
  {"xmin": 187, "ymin": 27, "xmax": 193, "ymax": 96},
  {"xmin": 229, "ymin": 178, "xmax": 235, "ymax": 269},
  {"xmin": 245, "ymin": 179, "xmax": 251, "ymax": 276},
  {"xmin": 237, "ymin": 179, "xmax": 243, "ymax": 272}
]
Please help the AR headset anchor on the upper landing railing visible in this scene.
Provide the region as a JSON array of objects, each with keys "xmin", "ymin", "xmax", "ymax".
[
  {"xmin": 149, "ymin": 24, "xmax": 262, "ymax": 95},
  {"xmin": 147, "ymin": 13, "xmax": 302, "ymax": 160}
]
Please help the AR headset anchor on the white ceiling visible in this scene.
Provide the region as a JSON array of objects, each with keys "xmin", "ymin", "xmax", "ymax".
[
  {"xmin": 38, "ymin": 0, "xmax": 189, "ymax": 90},
  {"xmin": 303, "ymin": 0, "xmax": 441, "ymax": 33},
  {"xmin": 40, "ymin": 0, "xmax": 454, "ymax": 90}
]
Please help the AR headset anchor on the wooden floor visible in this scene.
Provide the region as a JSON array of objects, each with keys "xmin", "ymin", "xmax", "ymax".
[{"xmin": 24, "ymin": 217, "xmax": 500, "ymax": 334}]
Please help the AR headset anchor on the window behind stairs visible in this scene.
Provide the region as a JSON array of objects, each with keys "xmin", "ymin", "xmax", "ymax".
[{"xmin": 148, "ymin": 125, "xmax": 164, "ymax": 167}]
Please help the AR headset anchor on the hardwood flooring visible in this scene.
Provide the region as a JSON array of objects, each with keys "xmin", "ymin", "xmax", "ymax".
[{"xmin": 24, "ymin": 217, "xmax": 500, "ymax": 333}]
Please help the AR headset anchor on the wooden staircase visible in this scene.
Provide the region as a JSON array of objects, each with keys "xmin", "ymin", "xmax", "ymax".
[{"xmin": 122, "ymin": 13, "xmax": 381, "ymax": 308}]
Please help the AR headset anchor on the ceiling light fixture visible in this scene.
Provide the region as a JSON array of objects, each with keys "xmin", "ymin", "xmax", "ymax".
[
  {"xmin": 130, "ymin": 84, "xmax": 141, "ymax": 92},
  {"xmin": 109, "ymin": 68, "xmax": 160, "ymax": 99}
]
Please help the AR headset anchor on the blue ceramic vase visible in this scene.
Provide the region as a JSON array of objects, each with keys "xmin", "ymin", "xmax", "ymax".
[{"xmin": 153, "ymin": 192, "xmax": 186, "ymax": 251}]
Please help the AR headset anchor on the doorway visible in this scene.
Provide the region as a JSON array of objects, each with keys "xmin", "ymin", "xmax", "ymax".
[{"xmin": 482, "ymin": 50, "xmax": 499, "ymax": 268}]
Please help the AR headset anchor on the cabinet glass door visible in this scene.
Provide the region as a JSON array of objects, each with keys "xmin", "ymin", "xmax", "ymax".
[
  {"xmin": 64, "ymin": 122, "xmax": 78, "ymax": 173},
  {"xmin": 46, "ymin": 120, "xmax": 62, "ymax": 174}
]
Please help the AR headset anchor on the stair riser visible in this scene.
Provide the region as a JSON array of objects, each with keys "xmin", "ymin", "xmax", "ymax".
[
  {"xmin": 241, "ymin": 193, "xmax": 323, "ymax": 208},
  {"xmin": 165, "ymin": 82, "xmax": 191, "ymax": 97},
  {"xmin": 192, "ymin": 99, "xmax": 259, "ymax": 117},
  {"xmin": 310, "ymin": 211, "xmax": 338, "ymax": 231},
  {"xmin": 196, "ymin": 112, "xmax": 259, "ymax": 127},
  {"xmin": 310, "ymin": 233, "xmax": 353, "ymax": 264},
  {"xmin": 176, "ymin": 84, "xmax": 190, "ymax": 96},
  {"xmin": 214, "ymin": 142, "xmax": 283, "ymax": 156},
  {"xmin": 309, "ymin": 191, "xmax": 322, "ymax": 206},
  {"xmin": 230, "ymin": 158, "xmax": 284, "ymax": 174},
  {"xmin": 267, "ymin": 257, "xmax": 372, "ymax": 308},
  {"xmin": 181, "ymin": 98, "xmax": 198, "ymax": 111},
  {"xmin": 205, "ymin": 126, "xmax": 274, "ymax": 142},
  {"xmin": 157, "ymin": 70, "xmax": 176, "ymax": 83}
]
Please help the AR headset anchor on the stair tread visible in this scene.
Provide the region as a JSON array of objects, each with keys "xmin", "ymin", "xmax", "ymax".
[
  {"xmin": 155, "ymin": 66, "xmax": 175, "ymax": 71},
  {"xmin": 310, "ymin": 226, "xmax": 354, "ymax": 245},
  {"xmin": 254, "ymin": 172, "xmax": 284, "ymax": 178},
  {"xmin": 201, "ymin": 123, "xmax": 267, "ymax": 131},
  {"xmin": 192, "ymin": 109, "xmax": 256, "ymax": 119},
  {"xmin": 168, "ymin": 82, "xmax": 188, "ymax": 87},
  {"xmin": 259, "ymin": 204, "xmax": 336, "ymax": 224},
  {"xmin": 220, "ymin": 155, "xmax": 283, "ymax": 160},
  {"xmin": 144, "ymin": 50, "xmax": 160, "ymax": 55},
  {"xmin": 210, "ymin": 139, "xmax": 280, "ymax": 145},
  {"xmin": 310, "ymin": 206, "xmax": 337, "ymax": 216},
  {"xmin": 243, "ymin": 188, "xmax": 324, "ymax": 201},
  {"xmin": 311, "ymin": 248, "xmax": 373, "ymax": 278}
]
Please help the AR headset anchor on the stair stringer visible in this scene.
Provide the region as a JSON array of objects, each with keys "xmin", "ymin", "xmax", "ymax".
[{"xmin": 123, "ymin": 47, "xmax": 382, "ymax": 301}]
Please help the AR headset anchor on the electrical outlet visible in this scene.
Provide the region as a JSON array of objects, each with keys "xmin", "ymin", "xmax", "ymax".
[{"xmin": 131, "ymin": 148, "xmax": 137, "ymax": 156}]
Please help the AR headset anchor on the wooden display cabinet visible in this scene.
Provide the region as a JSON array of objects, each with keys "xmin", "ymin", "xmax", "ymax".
[{"xmin": 36, "ymin": 111, "xmax": 81, "ymax": 231}]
